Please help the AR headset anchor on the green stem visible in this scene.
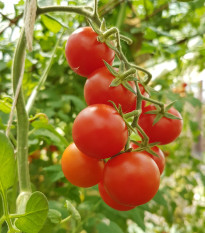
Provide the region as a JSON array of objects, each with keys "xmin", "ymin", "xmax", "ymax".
[
  {"xmin": 131, "ymin": 81, "xmax": 149, "ymax": 144},
  {"xmin": 12, "ymin": 28, "xmax": 31, "ymax": 209},
  {"xmin": 26, "ymin": 30, "xmax": 64, "ymax": 114},
  {"xmin": 93, "ymin": 0, "xmax": 101, "ymax": 25},
  {"xmin": 0, "ymin": 188, "xmax": 17, "ymax": 232},
  {"xmin": 130, "ymin": 64, "xmax": 152, "ymax": 84},
  {"xmin": 60, "ymin": 215, "xmax": 72, "ymax": 224},
  {"xmin": 142, "ymin": 96, "xmax": 165, "ymax": 113},
  {"xmin": 121, "ymin": 68, "xmax": 136, "ymax": 79},
  {"xmin": 37, "ymin": 5, "xmax": 92, "ymax": 18}
]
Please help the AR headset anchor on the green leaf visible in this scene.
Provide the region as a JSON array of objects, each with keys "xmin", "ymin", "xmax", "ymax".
[
  {"xmin": 153, "ymin": 190, "xmax": 167, "ymax": 207},
  {"xmin": 31, "ymin": 121, "xmax": 68, "ymax": 148},
  {"xmin": 0, "ymin": 98, "xmax": 12, "ymax": 114},
  {"xmin": 65, "ymin": 200, "xmax": 81, "ymax": 221},
  {"xmin": 0, "ymin": 132, "xmax": 16, "ymax": 190},
  {"xmin": 47, "ymin": 209, "xmax": 62, "ymax": 224},
  {"xmin": 177, "ymin": 0, "xmax": 194, "ymax": 2},
  {"xmin": 43, "ymin": 165, "xmax": 64, "ymax": 183},
  {"xmin": 15, "ymin": 191, "xmax": 49, "ymax": 233},
  {"xmin": 128, "ymin": 207, "xmax": 145, "ymax": 231},
  {"xmin": 96, "ymin": 221, "xmax": 124, "ymax": 233},
  {"xmin": 41, "ymin": 15, "xmax": 62, "ymax": 33}
]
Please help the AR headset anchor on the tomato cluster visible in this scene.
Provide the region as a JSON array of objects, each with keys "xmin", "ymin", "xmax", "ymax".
[{"xmin": 62, "ymin": 27, "xmax": 183, "ymax": 211}]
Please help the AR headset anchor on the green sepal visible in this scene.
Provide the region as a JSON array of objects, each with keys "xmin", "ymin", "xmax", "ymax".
[
  {"xmin": 105, "ymin": 41, "xmax": 118, "ymax": 53},
  {"xmin": 165, "ymin": 101, "xmax": 177, "ymax": 111},
  {"xmin": 87, "ymin": 18, "xmax": 101, "ymax": 34},
  {"xmin": 164, "ymin": 112, "xmax": 182, "ymax": 120},
  {"xmin": 104, "ymin": 61, "xmax": 118, "ymax": 76},
  {"xmin": 122, "ymin": 82, "xmax": 136, "ymax": 94},
  {"xmin": 145, "ymin": 110, "xmax": 159, "ymax": 115},
  {"xmin": 146, "ymin": 148, "xmax": 159, "ymax": 157},
  {"xmin": 118, "ymin": 104, "xmax": 123, "ymax": 116},
  {"xmin": 130, "ymin": 140, "xmax": 142, "ymax": 147},
  {"xmin": 153, "ymin": 113, "xmax": 163, "ymax": 125},
  {"xmin": 110, "ymin": 78, "xmax": 122, "ymax": 87},
  {"xmin": 100, "ymin": 18, "xmax": 107, "ymax": 32},
  {"xmin": 148, "ymin": 142, "xmax": 160, "ymax": 147},
  {"xmin": 108, "ymin": 100, "xmax": 119, "ymax": 112},
  {"xmin": 124, "ymin": 121, "xmax": 137, "ymax": 134}
]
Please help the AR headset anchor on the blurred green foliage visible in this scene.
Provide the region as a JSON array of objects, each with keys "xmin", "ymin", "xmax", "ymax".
[{"xmin": 0, "ymin": 0, "xmax": 205, "ymax": 232}]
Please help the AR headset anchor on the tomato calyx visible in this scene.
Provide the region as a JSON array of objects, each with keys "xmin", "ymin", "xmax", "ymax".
[
  {"xmin": 104, "ymin": 61, "xmax": 137, "ymax": 95},
  {"xmin": 130, "ymin": 140, "xmax": 160, "ymax": 158},
  {"xmin": 145, "ymin": 101, "xmax": 182, "ymax": 125}
]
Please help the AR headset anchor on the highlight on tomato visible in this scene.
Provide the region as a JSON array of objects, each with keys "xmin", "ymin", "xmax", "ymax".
[
  {"xmin": 138, "ymin": 105, "xmax": 183, "ymax": 145},
  {"xmin": 65, "ymin": 27, "xmax": 115, "ymax": 77},
  {"xmin": 98, "ymin": 181, "xmax": 135, "ymax": 211},
  {"xmin": 61, "ymin": 143, "xmax": 104, "ymax": 188},
  {"xmin": 72, "ymin": 104, "xmax": 128, "ymax": 159},
  {"xmin": 103, "ymin": 151, "xmax": 160, "ymax": 206},
  {"xmin": 130, "ymin": 142, "xmax": 165, "ymax": 175}
]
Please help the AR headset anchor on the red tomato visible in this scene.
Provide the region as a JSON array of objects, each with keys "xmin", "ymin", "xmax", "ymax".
[
  {"xmin": 65, "ymin": 27, "xmax": 115, "ymax": 77},
  {"xmin": 84, "ymin": 67, "xmax": 148, "ymax": 113},
  {"xmin": 138, "ymin": 105, "xmax": 183, "ymax": 145},
  {"xmin": 61, "ymin": 143, "xmax": 104, "ymax": 188},
  {"xmin": 84, "ymin": 67, "xmax": 137, "ymax": 113},
  {"xmin": 130, "ymin": 143, "xmax": 165, "ymax": 175},
  {"xmin": 103, "ymin": 151, "xmax": 160, "ymax": 206},
  {"xmin": 98, "ymin": 181, "xmax": 135, "ymax": 211},
  {"xmin": 72, "ymin": 104, "xmax": 128, "ymax": 159}
]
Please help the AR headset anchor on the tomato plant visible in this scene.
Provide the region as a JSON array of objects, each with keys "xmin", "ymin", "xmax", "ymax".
[
  {"xmin": 131, "ymin": 142, "xmax": 165, "ymax": 175},
  {"xmin": 103, "ymin": 151, "xmax": 160, "ymax": 206},
  {"xmin": 98, "ymin": 181, "xmax": 135, "ymax": 211},
  {"xmin": 61, "ymin": 143, "xmax": 104, "ymax": 188},
  {"xmin": 138, "ymin": 105, "xmax": 183, "ymax": 145},
  {"xmin": 65, "ymin": 27, "xmax": 115, "ymax": 77}
]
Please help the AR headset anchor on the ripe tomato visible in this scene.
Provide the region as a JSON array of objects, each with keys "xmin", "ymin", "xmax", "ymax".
[
  {"xmin": 65, "ymin": 27, "xmax": 115, "ymax": 77},
  {"xmin": 61, "ymin": 143, "xmax": 104, "ymax": 188},
  {"xmin": 72, "ymin": 104, "xmax": 128, "ymax": 159},
  {"xmin": 84, "ymin": 67, "xmax": 147, "ymax": 113},
  {"xmin": 138, "ymin": 105, "xmax": 183, "ymax": 145},
  {"xmin": 84, "ymin": 67, "xmax": 136, "ymax": 113},
  {"xmin": 130, "ymin": 142, "xmax": 165, "ymax": 175},
  {"xmin": 103, "ymin": 151, "xmax": 160, "ymax": 206},
  {"xmin": 98, "ymin": 181, "xmax": 135, "ymax": 211}
]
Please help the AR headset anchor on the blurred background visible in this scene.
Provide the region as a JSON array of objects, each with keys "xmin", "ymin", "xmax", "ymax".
[{"xmin": 0, "ymin": 0, "xmax": 205, "ymax": 232}]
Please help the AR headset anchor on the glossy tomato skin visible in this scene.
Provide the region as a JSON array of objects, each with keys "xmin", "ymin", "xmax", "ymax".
[
  {"xmin": 131, "ymin": 143, "xmax": 165, "ymax": 175},
  {"xmin": 84, "ymin": 67, "xmax": 137, "ymax": 113},
  {"xmin": 103, "ymin": 151, "xmax": 160, "ymax": 206},
  {"xmin": 61, "ymin": 143, "xmax": 104, "ymax": 188},
  {"xmin": 98, "ymin": 181, "xmax": 135, "ymax": 211},
  {"xmin": 138, "ymin": 105, "xmax": 183, "ymax": 145},
  {"xmin": 72, "ymin": 104, "xmax": 128, "ymax": 159},
  {"xmin": 65, "ymin": 27, "xmax": 115, "ymax": 77}
]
